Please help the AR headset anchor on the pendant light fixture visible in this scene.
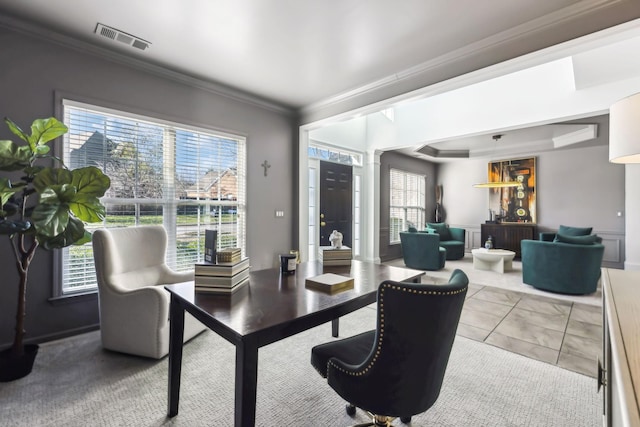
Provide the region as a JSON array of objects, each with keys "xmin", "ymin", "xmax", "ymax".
[{"xmin": 473, "ymin": 135, "xmax": 520, "ymax": 188}]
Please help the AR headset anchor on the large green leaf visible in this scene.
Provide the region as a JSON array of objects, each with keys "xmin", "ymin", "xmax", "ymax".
[
  {"xmin": 0, "ymin": 177, "xmax": 20, "ymax": 208},
  {"xmin": 5, "ymin": 117, "xmax": 68, "ymax": 151},
  {"xmin": 31, "ymin": 201, "xmax": 70, "ymax": 238},
  {"xmin": 39, "ymin": 217, "xmax": 86, "ymax": 250},
  {"xmin": 0, "ymin": 140, "xmax": 33, "ymax": 171},
  {"xmin": 70, "ymin": 166, "xmax": 111, "ymax": 198},
  {"xmin": 68, "ymin": 195, "xmax": 106, "ymax": 223},
  {"xmin": 4, "ymin": 118, "xmax": 29, "ymax": 144},
  {"xmin": 33, "ymin": 168, "xmax": 73, "ymax": 193},
  {"xmin": 29, "ymin": 118, "xmax": 68, "ymax": 146}
]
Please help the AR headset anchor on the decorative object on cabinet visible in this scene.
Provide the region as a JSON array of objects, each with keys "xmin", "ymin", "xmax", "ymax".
[{"xmin": 480, "ymin": 223, "xmax": 535, "ymax": 259}]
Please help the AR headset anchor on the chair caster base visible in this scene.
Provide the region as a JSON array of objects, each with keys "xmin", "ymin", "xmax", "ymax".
[{"xmin": 346, "ymin": 403, "xmax": 356, "ymax": 416}]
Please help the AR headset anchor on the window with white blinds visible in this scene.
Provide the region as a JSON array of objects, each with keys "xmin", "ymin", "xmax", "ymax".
[
  {"xmin": 60, "ymin": 99, "xmax": 246, "ymax": 294},
  {"xmin": 389, "ymin": 169, "xmax": 426, "ymax": 244}
]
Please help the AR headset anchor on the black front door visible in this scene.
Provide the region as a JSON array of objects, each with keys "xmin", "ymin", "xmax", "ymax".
[{"xmin": 319, "ymin": 161, "xmax": 353, "ymax": 248}]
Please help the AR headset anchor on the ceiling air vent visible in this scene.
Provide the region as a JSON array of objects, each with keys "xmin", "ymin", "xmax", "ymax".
[{"xmin": 95, "ymin": 23, "xmax": 151, "ymax": 51}]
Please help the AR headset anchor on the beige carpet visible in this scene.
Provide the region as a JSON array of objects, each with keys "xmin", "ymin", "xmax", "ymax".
[{"xmin": 0, "ymin": 307, "xmax": 600, "ymax": 427}]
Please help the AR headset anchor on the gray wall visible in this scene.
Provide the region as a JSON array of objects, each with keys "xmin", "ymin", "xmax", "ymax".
[
  {"xmin": 379, "ymin": 151, "xmax": 437, "ymax": 261},
  {"xmin": 0, "ymin": 28, "xmax": 296, "ymax": 348},
  {"xmin": 436, "ymin": 144, "xmax": 626, "ymax": 267}
]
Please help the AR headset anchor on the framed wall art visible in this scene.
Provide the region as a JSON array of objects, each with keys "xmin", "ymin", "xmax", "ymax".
[{"xmin": 488, "ymin": 157, "xmax": 536, "ymax": 223}]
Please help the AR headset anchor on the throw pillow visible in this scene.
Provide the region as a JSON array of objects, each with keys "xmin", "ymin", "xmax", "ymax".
[
  {"xmin": 408, "ymin": 226, "xmax": 418, "ymax": 232},
  {"xmin": 557, "ymin": 225, "xmax": 593, "ymax": 236},
  {"xmin": 554, "ymin": 233, "xmax": 600, "ymax": 245},
  {"xmin": 426, "ymin": 222, "xmax": 451, "ymax": 241}
]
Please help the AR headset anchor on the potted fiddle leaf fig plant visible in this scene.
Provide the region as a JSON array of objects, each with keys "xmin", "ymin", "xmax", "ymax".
[{"xmin": 0, "ymin": 117, "xmax": 110, "ymax": 382}]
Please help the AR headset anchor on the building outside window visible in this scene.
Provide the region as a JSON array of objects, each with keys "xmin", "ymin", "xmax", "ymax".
[
  {"xmin": 59, "ymin": 100, "xmax": 246, "ymax": 295},
  {"xmin": 389, "ymin": 169, "xmax": 425, "ymax": 244}
]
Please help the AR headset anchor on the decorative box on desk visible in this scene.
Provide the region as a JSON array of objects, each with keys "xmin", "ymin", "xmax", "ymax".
[
  {"xmin": 480, "ymin": 223, "xmax": 536, "ymax": 259},
  {"xmin": 318, "ymin": 246, "xmax": 352, "ymax": 266}
]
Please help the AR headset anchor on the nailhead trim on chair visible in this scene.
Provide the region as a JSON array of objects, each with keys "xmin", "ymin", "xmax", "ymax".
[{"xmin": 328, "ymin": 283, "xmax": 468, "ymax": 377}]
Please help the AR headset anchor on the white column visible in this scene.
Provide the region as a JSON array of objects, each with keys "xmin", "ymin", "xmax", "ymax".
[{"xmin": 362, "ymin": 149, "xmax": 382, "ymax": 263}]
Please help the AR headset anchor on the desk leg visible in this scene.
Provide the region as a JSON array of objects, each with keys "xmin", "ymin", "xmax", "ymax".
[
  {"xmin": 167, "ymin": 295, "xmax": 185, "ymax": 418},
  {"xmin": 332, "ymin": 318, "xmax": 339, "ymax": 337},
  {"xmin": 235, "ymin": 341, "xmax": 259, "ymax": 427}
]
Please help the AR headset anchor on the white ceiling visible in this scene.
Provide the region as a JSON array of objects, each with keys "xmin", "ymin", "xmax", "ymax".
[
  {"xmin": 0, "ymin": 0, "xmax": 617, "ymax": 109},
  {"xmin": 1, "ymin": 0, "xmax": 640, "ymax": 159}
]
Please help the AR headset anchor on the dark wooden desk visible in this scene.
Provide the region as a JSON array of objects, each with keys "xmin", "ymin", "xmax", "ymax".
[{"xmin": 165, "ymin": 260, "xmax": 424, "ymax": 426}]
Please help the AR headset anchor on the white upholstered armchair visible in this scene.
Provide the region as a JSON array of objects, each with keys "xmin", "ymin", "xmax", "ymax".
[{"xmin": 92, "ymin": 225, "xmax": 206, "ymax": 359}]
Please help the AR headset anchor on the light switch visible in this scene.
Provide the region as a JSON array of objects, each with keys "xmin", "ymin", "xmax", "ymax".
[
  {"xmin": 617, "ymin": 211, "xmax": 623, "ymax": 217},
  {"xmin": 275, "ymin": 210, "xmax": 285, "ymax": 218}
]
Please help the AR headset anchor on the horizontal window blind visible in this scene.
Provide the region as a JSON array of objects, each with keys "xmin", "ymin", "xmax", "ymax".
[
  {"xmin": 61, "ymin": 100, "xmax": 246, "ymax": 294},
  {"xmin": 389, "ymin": 168, "xmax": 426, "ymax": 244}
]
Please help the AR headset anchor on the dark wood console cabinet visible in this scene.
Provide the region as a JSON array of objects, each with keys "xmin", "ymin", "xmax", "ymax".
[{"xmin": 480, "ymin": 223, "xmax": 536, "ymax": 258}]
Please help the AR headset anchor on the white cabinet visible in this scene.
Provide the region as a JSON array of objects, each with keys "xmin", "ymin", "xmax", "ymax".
[{"xmin": 602, "ymin": 268, "xmax": 640, "ymax": 427}]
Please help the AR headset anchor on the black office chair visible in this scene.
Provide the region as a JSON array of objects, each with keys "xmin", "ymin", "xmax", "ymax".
[{"xmin": 311, "ymin": 269, "xmax": 468, "ymax": 426}]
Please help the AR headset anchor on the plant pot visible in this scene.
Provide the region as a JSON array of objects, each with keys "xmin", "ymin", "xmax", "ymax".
[{"xmin": 0, "ymin": 344, "xmax": 39, "ymax": 382}]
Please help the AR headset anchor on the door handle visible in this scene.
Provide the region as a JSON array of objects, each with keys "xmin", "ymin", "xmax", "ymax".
[{"xmin": 320, "ymin": 221, "xmax": 326, "ymax": 227}]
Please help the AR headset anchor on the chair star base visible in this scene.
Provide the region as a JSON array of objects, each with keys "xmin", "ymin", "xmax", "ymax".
[{"xmin": 346, "ymin": 405, "xmax": 410, "ymax": 427}]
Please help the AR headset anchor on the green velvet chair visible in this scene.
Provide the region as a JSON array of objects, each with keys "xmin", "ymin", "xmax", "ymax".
[
  {"xmin": 425, "ymin": 223, "xmax": 465, "ymax": 260},
  {"xmin": 399, "ymin": 231, "xmax": 446, "ymax": 271},
  {"xmin": 521, "ymin": 234, "xmax": 604, "ymax": 295}
]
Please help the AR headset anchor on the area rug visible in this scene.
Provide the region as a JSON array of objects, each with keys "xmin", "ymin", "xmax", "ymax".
[{"xmin": 0, "ymin": 307, "xmax": 600, "ymax": 426}]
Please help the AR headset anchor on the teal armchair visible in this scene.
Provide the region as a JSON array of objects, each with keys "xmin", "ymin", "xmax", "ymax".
[
  {"xmin": 425, "ymin": 223, "xmax": 465, "ymax": 260},
  {"xmin": 400, "ymin": 231, "xmax": 446, "ymax": 271},
  {"xmin": 521, "ymin": 239, "xmax": 604, "ymax": 295}
]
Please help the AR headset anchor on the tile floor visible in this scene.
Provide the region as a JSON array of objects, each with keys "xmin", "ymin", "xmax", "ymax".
[
  {"xmin": 439, "ymin": 279, "xmax": 601, "ymax": 378},
  {"xmin": 387, "ymin": 255, "xmax": 603, "ymax": 378}
]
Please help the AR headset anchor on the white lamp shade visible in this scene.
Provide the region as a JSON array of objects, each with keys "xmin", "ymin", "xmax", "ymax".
[{"xmin": 610, "ymin": 92, "xmax": 640, "ymax": 163}]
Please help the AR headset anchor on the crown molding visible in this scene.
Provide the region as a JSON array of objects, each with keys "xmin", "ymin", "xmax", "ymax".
[
  {"xmin": 0, "ymin": 14, "xmax": 296, "ymax": 117},
  {"xmin": 300, "ymin": 0, "xmax": 632, "ymax": 118}
]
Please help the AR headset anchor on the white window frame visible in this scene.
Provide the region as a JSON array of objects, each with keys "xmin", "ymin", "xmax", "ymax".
[
  {"xmin": 55, "ymin": 99, "xmax": 246, "ymax": 296},
  {"xmin": 389, "ymin": 168, "xmax": 426, "ymax": 244}
]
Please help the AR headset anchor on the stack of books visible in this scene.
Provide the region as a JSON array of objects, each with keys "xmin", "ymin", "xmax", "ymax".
[
  {"xmin": 318, "ymin": 246, "xmax": 352, "ymax": 266},
  {"xmin": 216, "ymin": 247, "xmax": 242, "ymax": 263},
  {"xmin": 305, "ymin": 273, "xmax": 354, "ymax": 294},
  {"xmin": 194, "ymin": 257, "xmax": 250, "ymax": 294}
]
